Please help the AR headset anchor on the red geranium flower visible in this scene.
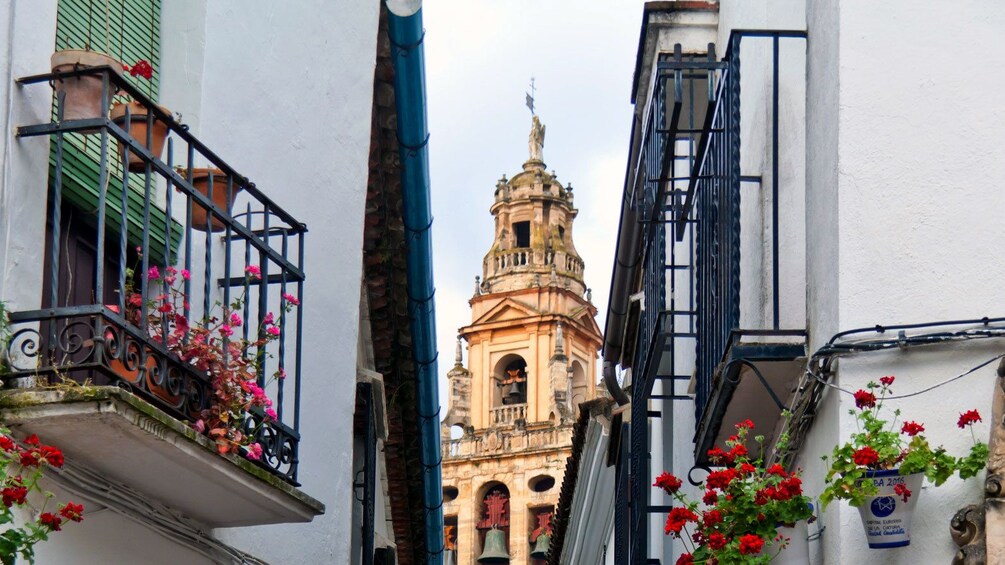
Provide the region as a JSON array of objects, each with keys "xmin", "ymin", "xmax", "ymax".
[
  {"xmin": 735, "ymin": 419, "xmax": 755, "ymax": 430},
  {"xmin": 879, "ymin": 375, "xmax": 895, "ymax": 386},
  {"xmin": 702, "ymin": 490, "xmax": 718, "ymax": 505},
  {"xmin": 894, "ymin": 483, "xmax": 912, "ymax": 503},
  {"xmin": 738, "ymin": 533, "xmax": 764, "ymax": 555},
  {"xmin": 128, "ymin": 59, "xmax": 154, "ymax": 80},
  {"xmin": 958, "ymin": 409, "xmax": 983, "ymax": 429},
  {"xmin": 852, "ymin": 446, "xmax": 880, "ymax": 466},
  {"xmin": 853, "ymin": 389, "xmax": 877, "ymax": 409},
  {"xmin": 705, "ymin": 468, "xmax": 739, "ymax": 490},
  {"xmin": 59, "ymin": 502, "xmax": 84, "ymax": 522},
  {"xmin": 664, "ymin": 507, "xmax": 699, "ymax": 536},
  {"xmin": 654, "ymin": 472, "xmax": 683, "ymax": 494},
  {"xmin": 39, "ymin": 445, "xmax": 64, "ymax": 468},
  {"xmin": 39, "ymin": 512, "xmax": 62, "ymax": 531},
  {"xmin": 676, "ymin": 554, "xmax": 694, "ymax": 565},
  {"xmin": 1, "ymin": 485, "xmax": 27, "ymax": 507},
  {"xmin": 901, "ymin": 421, "xmax": 925, "ymax": 436},
  {"xmin": 707, "ymin": 532, "xmax": 728, "ymax": 550},
  {"xmin": 0, "ymin": 436, "xmax": 16, "ymax": 452},
  {"xmin": 702, "ymin": 509, "xmax": 723, "ymax": 526},
  {"xmin": 707, "ymin": 447, "xmax": 733, "ymax": 466},
  {"xmin": 23, "ymin": 435, "xmax": 40, "ymax": 447},
  {"xmin": 766, "ymin": 463, "xmax": 786, "ymax": 476}
]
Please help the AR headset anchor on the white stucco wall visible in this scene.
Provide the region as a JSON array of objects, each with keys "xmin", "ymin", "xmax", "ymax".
[
  {"xmin": 0, "ymin": 0, "xmax": 57, "ymax": 314},
  {"xmin": 199, "ymin": 2, "xmax": 379, "ymax": 563},
  {"xmin": 805, "ymin": 1, "xmax": 1005, "ymax": 563},
  {"xmin": 0, "ymin": 2, "xmax": 223, "ymax": 563}
]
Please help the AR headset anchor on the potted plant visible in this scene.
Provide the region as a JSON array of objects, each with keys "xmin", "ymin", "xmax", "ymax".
[
  {"xmin": 50, "ymin": 49, "xmax": 123, "ymax": 123},
  {"xmin": 0, "ymin": 429, "xmax": 83, "ymax": 563},
  {"xmin": 109, "ymin": 60, "xmax": 172, "ymax": 172},
  {"xmin": 115, "ymin": 260, "xmax": 295, "ymax": 459},
  {"xmin": 655, "ymin": 419, "xmax": 815, "ymax": 564},
  {"xmin": 820, "ymin": 376, "xmax": 988, "ymax": 549},
  {"xmin": 178, "ymin": 168, "xmax": 244, "ymax": 232}
]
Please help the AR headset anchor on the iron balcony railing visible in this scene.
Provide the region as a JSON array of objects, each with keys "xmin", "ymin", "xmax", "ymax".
[
  {"xmin": 619, "ymin": 31, "xmax": 807, "ymax": 564},
  {"xmin": 7, "ymin": 65, "xmax": 307, "ymax": 484}
]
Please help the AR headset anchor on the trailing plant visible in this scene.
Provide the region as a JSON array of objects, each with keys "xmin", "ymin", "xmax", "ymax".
[
  {"xmin": 0, "ymin": 429, "xmax": 83, "ymax": 564},
  {"xmin": 118, "ymin": 254, "xmax": 295, "ymax": 460},
  {"xmin": 655, "ymin": 419, "xmax": 814, "ymax": 564},
  {"xmin": 820, "ymin": 375, "xmax": 988, "ymax": 507}
]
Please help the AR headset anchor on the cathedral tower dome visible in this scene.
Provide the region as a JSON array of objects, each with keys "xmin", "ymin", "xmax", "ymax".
[{"xmin": 480, "ymin": 117, "xmax": 585, "ymax": 296}]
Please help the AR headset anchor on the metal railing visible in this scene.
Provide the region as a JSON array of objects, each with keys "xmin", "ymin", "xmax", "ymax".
[{"xmin": 7, "ymin": 66, "xmax": 307, "ymax": 484}]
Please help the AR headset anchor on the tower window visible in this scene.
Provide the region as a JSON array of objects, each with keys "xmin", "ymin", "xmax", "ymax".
[{"xmin": 513, "ymin": 221, "xmax": 530, "ymax": 248}]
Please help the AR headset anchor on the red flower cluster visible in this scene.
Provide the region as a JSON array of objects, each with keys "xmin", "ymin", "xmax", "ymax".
[
  {"xmin": 654, "ymin": 472, "xmax": 683, "ymax": 494},
  {"xmin": 738, "ymin": 533, "xmax": 764, "ymax": 555},
  {"xmin": 879, "ymin": 375, "xmax": 895, "ymax": 386},
  {"xmin": 1, "ymin": 477, "xmax": 26, "ymax": 508},
  {"xmin": 852, "ymin": 446, "xmax": 880, "ymax": 466},
  {"xmin": 59, "ymin": 502, "xmax": 84, "ymax": 523},
  {"xmin": 127, "ymin": 59, "xmax": 154, "ymax": 80},
  {"xmin": 664, "ymin": 507, "xmax": 699, "ymax": 536},
  {"xmin": 676, "ymin": 554, "xmax": 693, "ymax": 565},
  {"xmin": 901, "ymin": 421, "xmax": 925, "ymax": 436},
  {"xmin": 894, "ymin": 483, "xmax": 912, "ymax": 503},
  {"xmin": 39, "ymin": 512, "xmax": 62, "ymax": 532},
  {"xmin": 735, "ymin": 419, "xmax": 755, "ymax": 430},
  {"xmin": 958, "ymin": 409, "xmax": 983, "ymax": 429},
  {"xmin": 854, "ymin": 389, "xmax": 877, "ymax": 409},
  {"xmin": 705, "ymin": 468, "xmax": 740, "ymax": 490}
]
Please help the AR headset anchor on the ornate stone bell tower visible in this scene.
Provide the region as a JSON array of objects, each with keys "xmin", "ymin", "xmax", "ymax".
[{"xmin": 441, "ymin": 116, "xmax": 602, "ymax": 565}]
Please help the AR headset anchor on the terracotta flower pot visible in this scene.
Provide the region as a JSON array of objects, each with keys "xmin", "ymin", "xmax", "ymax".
[
  {"xmin": 110, "ymin": 101, "xmax": 170, "ymax": 172},
  {"xmin": 186, "ymin": 168, "xmax": 243, "ymax": 232},
  {"xmin": 50, "ymin": 49, "xmax": 122, "ymax": 124},
  {"xmin": 856, "ymin": 469, "xmax": 924, "ymax": 548}
]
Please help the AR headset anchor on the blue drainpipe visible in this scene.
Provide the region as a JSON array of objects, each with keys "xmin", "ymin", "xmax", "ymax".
[{"xmin": 387, "ymin": 5, "xmax": 444, "ymax": 564}]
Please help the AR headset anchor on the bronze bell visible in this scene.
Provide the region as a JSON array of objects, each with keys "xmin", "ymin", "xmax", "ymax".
[
  {"xmin": 530, "ymin": 533, "xmax": 551, "ymax": 559},
  {"xmin": 504, "ymin": 382, "xmax": 522, "ymax": 404},
  {"xmin": 477, "ymin": 528, "xmax": 511, "ymax": 563}
]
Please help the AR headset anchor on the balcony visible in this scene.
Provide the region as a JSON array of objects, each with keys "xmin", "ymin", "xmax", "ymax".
[
  {"xmin": 441, "ymin": 425, "xmax": 570, "ymax": 462},
  {"xmin": 483, "ymin": 248, "xmax": 584, "ymax": 281},
  {"xmin": 490, "ymin": 403, "xmax": 527, "ymax": 426},
  {"xmin": 2, "ymin": 65, "xmax": 322, "ymax": 524}
]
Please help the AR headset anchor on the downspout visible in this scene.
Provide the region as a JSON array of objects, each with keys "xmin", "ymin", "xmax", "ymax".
[{"xmin": 386, "ymin": 2, "xmax": 444, "ymax": 564}]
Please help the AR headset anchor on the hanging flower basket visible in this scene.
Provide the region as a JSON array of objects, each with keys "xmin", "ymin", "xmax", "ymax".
[
  {"xmin": 50, "ymin": 49, "xmax": 122, "ymax": 123},
  {"xmin": 764, "ymin": 504, "xmax": 812, "ymax": 564},
  {"xmin": 855, "ymin": 469, "xmax": 923, "ymax": 548},
  {"xmin": 110, "ymin": 101, "xmax": 170, "ymax": 172}
]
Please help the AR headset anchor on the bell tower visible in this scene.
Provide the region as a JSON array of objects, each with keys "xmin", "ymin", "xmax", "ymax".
[{"xmin": 441, "ymin": 116, "xmax": 602, "ymax": 565}]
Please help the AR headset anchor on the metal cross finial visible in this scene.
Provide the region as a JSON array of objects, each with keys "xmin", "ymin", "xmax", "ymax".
[{"xmin": 525, "ymin": 76, "xmax": 536, "ymax": 115}]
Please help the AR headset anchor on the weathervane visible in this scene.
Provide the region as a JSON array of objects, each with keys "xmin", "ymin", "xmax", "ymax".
[{"xmin": 525, "ymin": 76, "xmax": 536, "ymax": 115}]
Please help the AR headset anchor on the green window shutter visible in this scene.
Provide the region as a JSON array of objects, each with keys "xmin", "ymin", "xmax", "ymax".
[{"xmin": 50, "ymin": 0, "xmax": 180, "ymax": 264}]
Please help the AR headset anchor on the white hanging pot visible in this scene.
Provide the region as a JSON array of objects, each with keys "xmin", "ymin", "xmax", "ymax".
[
  {"xmin": 771, "ymin": 518, "xmax": 810, "ymax": 564},
  {"xmin": 856, "ymin": 469, "xmax": 924, "ymax": 548}
]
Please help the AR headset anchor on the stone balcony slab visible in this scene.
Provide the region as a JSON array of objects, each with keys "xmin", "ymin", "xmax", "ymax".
[{"xmin": 0, "ymin": 386, "xmax": 324, "ymax": 528}]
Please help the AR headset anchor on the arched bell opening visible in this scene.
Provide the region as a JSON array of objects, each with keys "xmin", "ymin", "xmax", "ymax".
[
  {"xmin": 492, "ymin": 354, "xmax": 528, "ymax": 407},
  {"xmin": 476, "ymin": 482, "xmax": 511, "ymax": 562}
]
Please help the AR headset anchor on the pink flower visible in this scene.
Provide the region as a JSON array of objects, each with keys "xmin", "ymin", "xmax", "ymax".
[
  {"xmin": 193, "ymin": 419, "xmax": 205, "ymax": 433},
  {"xmin": 230, "ymin": 313, "xmax": 243, "ymax": 327},
  {"xmin": 147, "ymin": 266, "xmax": 160, "ymax": 280},
  {"xmin": 245, "ymin": 265, "xmax": 262, "ymax": 279},
  {"xmin": 283, "ymin": 293, "xmax": 300, "ymax": 306},
  {"xmin": 276, "ymin": 368, "xmax": 287, "ymax": 380},
  {"xmin": 165, "ymin": 275, "xmax": 176, "ymax": 285},
  {"xmin": 180, "ymin": 269, "xmax": 191, "ymax": 280},
  {"xmin": 219, "ymin": 325, "xmax": 233, "ymax": 337},
  {"xmin": 246, "ymin": 443, "xmax": 263, "ymax": 461},
  {"xmin": 266, "ymin": 326, "xmax": 281, "ymax": 337},
  {"xmin": 263, "ymin": 312, "xmax": 275, "ymax": 325},
  {"xmin": 265, "ymin": 408, "xmax": 278, "ymax": 421}
]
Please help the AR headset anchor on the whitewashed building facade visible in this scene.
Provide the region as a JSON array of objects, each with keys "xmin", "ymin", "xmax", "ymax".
[{"xmin": 553, "ymin": 1, "xmax": 1005, "ymax": 564}]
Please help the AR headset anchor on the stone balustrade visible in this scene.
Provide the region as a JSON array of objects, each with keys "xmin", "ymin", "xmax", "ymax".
[
  {"xmin": 490, "ymin": 403, "xmax": 527, "ymax": 426},
  {"xmin": 441, "ymin": 425, "xmax": 572, "ymax": 461}
]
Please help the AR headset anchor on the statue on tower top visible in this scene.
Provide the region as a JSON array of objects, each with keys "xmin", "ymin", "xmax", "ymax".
[{"xmin": 529, "ymin": 115, "xmax": 546, "ymax": 162}]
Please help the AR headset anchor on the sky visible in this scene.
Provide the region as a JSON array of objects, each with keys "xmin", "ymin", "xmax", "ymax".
[{"xmin": 423, "ymin": 1, "xmax": 649, "ymax": 406}]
